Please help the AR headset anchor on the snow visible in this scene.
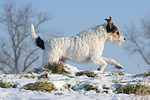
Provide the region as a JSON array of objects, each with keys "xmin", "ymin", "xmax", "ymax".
[{"xmin": 0, "ymin": 64, "xmax": 150, "ymax": 100}]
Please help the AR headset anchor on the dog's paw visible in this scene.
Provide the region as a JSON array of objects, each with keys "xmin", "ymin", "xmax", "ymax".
[
  {"xmin": 115, "ymin": 65, "xmax": 123, "ymax": 69},
  {"xmin": 97, "ymin": 68, "xmax": 100, "ymax": 71},
  {"xmin": 97, "ymin": 67, "xmax": 104, "ymax": 71}
]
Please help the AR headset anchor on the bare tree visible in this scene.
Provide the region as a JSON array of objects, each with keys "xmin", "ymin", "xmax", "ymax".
[
  {"xmin": 0, "ymin": 2, "xmax": 52, "ymax": 74},
  {"xmin": 123, "ymin": 14, "xmax": 150, "ymax": 66}
]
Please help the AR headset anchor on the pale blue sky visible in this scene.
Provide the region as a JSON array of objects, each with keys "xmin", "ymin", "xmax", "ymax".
[{"xmin": 0, "ymin": 0, "xmax": 150, "ymax": 74}]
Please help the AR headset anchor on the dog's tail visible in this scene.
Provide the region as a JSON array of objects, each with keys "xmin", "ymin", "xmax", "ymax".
[{"xmin": 30, "ymin": 24, "xmax": 45, "ymax": 50}]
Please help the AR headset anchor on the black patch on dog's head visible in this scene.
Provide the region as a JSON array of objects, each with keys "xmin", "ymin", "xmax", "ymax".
[
  {"xmin": 36, "ymin": 36, "xmax": 45, "ymax": 50},
  {"xmin": 106, "ymin": 25, "xmax": 118, "ymax": 33},
  {"xmin": 105, "ymin": 16, "xmax": 118, "ymax": 33}
]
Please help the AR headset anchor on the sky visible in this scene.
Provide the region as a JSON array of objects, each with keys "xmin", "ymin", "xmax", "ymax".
[{"xmin": 0, "ymin": 0, "xmax": 150, "ymax": 74}]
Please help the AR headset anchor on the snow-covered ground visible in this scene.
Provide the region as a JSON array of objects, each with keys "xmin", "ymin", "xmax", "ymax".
[{"xmin": 0, "ymin": 64, "xmax": 150, "ymax": 100}]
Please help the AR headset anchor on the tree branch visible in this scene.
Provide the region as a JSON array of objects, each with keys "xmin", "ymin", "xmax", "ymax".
[
  {"xmin": 23, "ymin": 48, "xmax": 39, "ymax": 71},
  {"xmin": 35, "ymin": 12, "xmax": 52, "ymax": 29},
  {"xmin": 124, "ymin": 18, "xmax": 150, "ymax": 66},
  {"xmin": 22, "ymin": 56, "xmax": 39, "ymax": 72},
  {"xmin": 0, "ymin": 67, "xmax": 8, "ymax": 74},
  {"xmin": 0, "ymin": 2, "xmax": 53, "ymax": 74},
  {"xmin": 0, "ymin": 59, "xmax": 13, "ymax": 69},
  {"xmin": 1, "ymin": 43, "xmax": 14, "ymax": 62},
  {"xmin": 134, "ymin": 41, "xmax": 150, "ymax": 65}
]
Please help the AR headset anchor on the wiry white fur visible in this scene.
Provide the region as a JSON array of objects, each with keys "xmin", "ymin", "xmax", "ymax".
[
  {"xmin": 31, "ymin": 23, "xmax": 125, "ymax": 71},
  {"xmin": 30, "ymin": 24, "xmax": 38, "ymax": 40}
]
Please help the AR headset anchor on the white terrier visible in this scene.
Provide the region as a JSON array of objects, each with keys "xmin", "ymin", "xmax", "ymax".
[{"xmin": 30, "ymin": 16, "xmax": 125, "ymax": 71}]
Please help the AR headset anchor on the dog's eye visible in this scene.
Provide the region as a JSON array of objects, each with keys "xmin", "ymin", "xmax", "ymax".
[{"xmin": 116, "ymin": 32, "xmax": 119, "ymax": 35}]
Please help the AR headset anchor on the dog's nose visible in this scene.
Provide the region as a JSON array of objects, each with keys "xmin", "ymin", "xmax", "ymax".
[{"xmin": 124, "ymin": 38, "xmax": 125, "ymax": 40}]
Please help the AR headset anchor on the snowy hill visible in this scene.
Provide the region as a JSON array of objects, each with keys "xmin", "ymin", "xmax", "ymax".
[{"xmin": 0, "ymin": 64, "xmax": 150, "ymax": 100}]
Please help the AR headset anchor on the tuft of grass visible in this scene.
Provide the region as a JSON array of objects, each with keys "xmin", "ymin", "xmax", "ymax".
[
  {"xmin": 63, "ymin": 83, "xmax": 99, "ymax": 92},
  {"xmin": 142, "ymin": 71, "xmax": 150, "ymax": 78},
  {"xmin": 54, "ymin": 92, "xmax": 63, "ymax": 95},
  {"xmin": 116, "ymin": 83, "xmax": 150, "ymax": 95},
  {"xmin": 23, "ymin": 74, "xmax": 36, "ymax": 79},
  {"xmin": 33, "ymin": 67, "xmax": 45, "ymax": 73},
  {"xmin": 117, "ymin": 70, "xmax": 124, "ymax": 76},
  {"xmin": 102, "ymin": 85, "xmax": 110, "ymax": 94},
  {"xmin": 134, "ymin": 70, "xmax": 150, "ymax": 78},
  {"xmin": 75, "ymin": 70, "xmax": 97, "ymax": 78},
  {"xmin": 27, "ymin": 71, "xmax": 33, "ymax": 74},
  {"xmin": 0, "ymin": 82, "xmax": 16, "ymax": 88},
  {"xmin": 105, "ymin": 70, "xmax": 124, "ymax": 77},
  {"xmin": 75, "ymin": 71, "xmax": 85, "ymax": 76},
  {"xmin": 63, "ymin": 84, "xmax": 72, "ymax": 90},
  {"xmin": 84, "ymin": 84, "xmax": 99, "ymax": 93},
  {"xmin": 102, "ymin": 85, "xmax": 110, "ymax": 89},
  {"xmin": 38, "ymin": 73, "xmax": 48, "ymax": 79},
  {"xmin": 106, "ymin": 74, "xmax": 111, "ymax": 77},
  {"xmin": 44, "ymin": 62, "xmax": 69, "ymax": 75},
  {"xmin": 23, "ymin": 81, "xmax": 57, "ymax": 92}
]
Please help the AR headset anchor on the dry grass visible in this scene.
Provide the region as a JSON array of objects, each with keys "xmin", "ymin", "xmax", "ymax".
[
  {"xmin": 23, "ymin": 74, "xmax": 36, "ymax": 79},
  {"xmin": 23, "ymin": 81, "xmax": 57, "ymax": 92},
  {"xmin": 142, "ymin": 70, "xmax": 150, "ymax": 78},
  {"xmin": 0, "ymin": 82, "xmax": 16, "ymax": 88},
  {"xmin": 116, "ymin": 83, "xmax": 150, "ymax": 95},
  {"xmin": 44, "ymin": 62, "xmax": 69, "ymax": 75},
  {"xmin": 84, "ymin": 84, "xmax": 99, "ymax": 93},
  {"xmin": 38, "ymin": 73, "xmax": 48, "ymax": 79},
  {"xmin": 75, "ymin": 70, "xmax": 97, "ymax": 78}
]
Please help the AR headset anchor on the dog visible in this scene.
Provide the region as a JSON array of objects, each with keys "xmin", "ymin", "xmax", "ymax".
[{"xmin": 30, "ymin": 16, "xmax": 125, "ymax": 71}]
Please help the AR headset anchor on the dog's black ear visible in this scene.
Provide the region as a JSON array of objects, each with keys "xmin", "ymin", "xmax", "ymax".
[{"xmin": 105, "ymin": 16, "xmax": 113, "ymax": 29}]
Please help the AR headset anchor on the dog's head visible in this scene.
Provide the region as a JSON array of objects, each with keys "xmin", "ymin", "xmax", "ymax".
[{"xmin": 105, "ymin": 16, "xmax": 125, "ymax": 45}]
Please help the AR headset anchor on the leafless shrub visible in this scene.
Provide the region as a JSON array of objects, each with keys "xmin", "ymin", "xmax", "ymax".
[
  {"xmin": 0, "ymin": 2, "xmax": 52, "ymax": 74},
  {"xmin": 123, "ymin": 13, "xmax": 150, "ymax": 66}
]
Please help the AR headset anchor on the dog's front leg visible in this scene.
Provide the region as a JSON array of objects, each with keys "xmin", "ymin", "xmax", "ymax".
[{"xmin": 101, "ymin": 57, "xmax": 123, "ymax": 69}]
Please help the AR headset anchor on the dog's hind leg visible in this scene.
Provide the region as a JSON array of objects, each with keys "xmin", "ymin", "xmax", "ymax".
[
  {"xmin": 97, "ymin": 64, "xmax": 107, "ymax": 71},
  {"xmin": 59, "ymin": 57, "xmax": 67, "ymax": 63},
  {"xmin": 101, "ymin": 57, "xmax": 123, "ymax": 69},
  {"xmin": 91, "ymin": 57, "xmax": 107, "ymax": 71}
]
